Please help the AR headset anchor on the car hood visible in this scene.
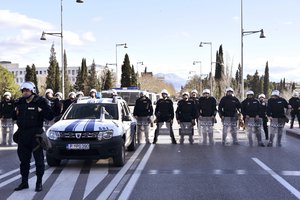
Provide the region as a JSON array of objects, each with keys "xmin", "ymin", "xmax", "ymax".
[{"xmin": 49, "ymin": 119, "xmax": 121, "ymax": 132}]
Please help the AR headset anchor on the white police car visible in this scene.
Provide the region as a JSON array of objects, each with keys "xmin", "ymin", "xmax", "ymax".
[{"xmin": 46, "ymin": 96, "xmax": 137, "ymax": 167}]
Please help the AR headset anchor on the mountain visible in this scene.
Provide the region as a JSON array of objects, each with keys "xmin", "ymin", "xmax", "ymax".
[{"xmin": 155, "ymin": 73, "xmax": 187, "ymax": 91}]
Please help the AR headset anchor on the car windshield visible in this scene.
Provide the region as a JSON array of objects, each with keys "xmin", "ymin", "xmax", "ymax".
[{"xmin": 64, "ymin": 103, "xmax": 118, "ymax": 120}]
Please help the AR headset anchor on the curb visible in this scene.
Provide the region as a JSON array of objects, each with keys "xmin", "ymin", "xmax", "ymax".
[{"xmin": 285, "ymin": 128, "xmax": 300, "ymax": 139}]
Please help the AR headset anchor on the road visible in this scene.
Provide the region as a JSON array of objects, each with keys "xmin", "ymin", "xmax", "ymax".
[{"xmin": 1, "ymin": 120, "xmax": 300, "ymax": 200}]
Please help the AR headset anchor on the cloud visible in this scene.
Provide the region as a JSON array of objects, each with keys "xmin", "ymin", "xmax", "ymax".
[
  {"xmin": 91, "ymin": 16, "xmax": 103, "ymax": 23},
  {"xmin": 82, "ymin": 32, "xmax": 96, "ymax": 42},
  {"xmin": 283, "ymin": 21, "xmax": 293, "ymax": 25}
]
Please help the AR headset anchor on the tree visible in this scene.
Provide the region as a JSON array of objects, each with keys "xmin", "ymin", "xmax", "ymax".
[
  {"xmin": 31, "ymin": 64, "xmax": 39, "ymax": 94},
  {"xmin": 263, "ymin": 61, "xmax": 269, "ymax": 98},
  {"xmin": 63, "ymin": 50, "xmax": 72, "ymax": 98},
  {"xmin": 74, "ymin": 58, "xmax": 88, "ymax": 93},
  {"xmin": 0, "ymin": 66, "xmax": 20, "ymax": 98},
  {"xmin": 25, "ymin": 65, "xmax": 33, "ymax": 82},
  {"xmin": 101, "ymin": 67, "xmax": 113, "ymax": 90},
  {"xmin": 121, "ymin": 54, "xmax": 132, "ymax": 87},
  {"xmin": 86, "ymin": 60, "xmax": 100, "ymax": 93},
  {"xmin": 46, "ymin": 43, "xmax": 59, "ymax": 93},
  {"xmin": 54, "ymin": 63, "xmax": 61, "ymax": 93},
  {"xmin": 248, "ymin": 70, "xmax": 260, "ymax": 96},
  {"xmin": 131, "ymin": 65, "xmax": 138, "ymax": 86}
]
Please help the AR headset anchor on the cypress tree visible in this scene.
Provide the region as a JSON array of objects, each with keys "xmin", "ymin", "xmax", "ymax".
[
  {"xmin": 46, "ymin": 43, "xmax": 58, "ymax": 91},
  {"xmin": 263, "ymin": 61, "xmax": 269, "ymax": 98},
  {"xmin": 25, "ymin": 65, "xmax": 33, "ymax": 82},
  {"xmin": 131, "ymin": 65, "xmax": 138, "ymax": 86},
  {"xmin": 64, "ymin": 50, "xmax": 72, "ymax": 98},
  {"xmin": 121, "ymin": 54, "xmax": 132, "ymax": 87},
  {"xmin": 54, "ymin": 62, "xmax": 61, "ymax": 93},
  {"xmin": 31, "ymin": 64, "xmax": 39, "ymax": 94}
]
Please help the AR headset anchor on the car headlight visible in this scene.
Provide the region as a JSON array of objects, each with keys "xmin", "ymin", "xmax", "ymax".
[
  {"xmin": 47, "ymin": 130, "xmax": 61, "ymax": 140},
  {"xmin": 97, "ymin": 130, "xmax": 113, "ymax": 141}
]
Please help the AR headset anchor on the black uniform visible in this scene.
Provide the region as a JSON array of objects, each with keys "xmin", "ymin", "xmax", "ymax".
[
  {"xmin": 189, "ymin": 96, "xmax": 200, "ymax": 119},
  {"xmin": 241, "ymin": 98, "xmax": 260, "ymax": 118},
  {"xmin": 289, "ymin": 97, "xmax": 300, "ymax": 128},
  {"xmin": 0, "ymin": 98, "xmax": 15, "ymax": 145},
  {"xmin": 198, "ymin": 96, "xmax": 217, "ymax": 117},
  {"xmin": 258, "ymin": 99, "xmax": 269, "ymax": 139},
  {"xmin": 12, "ymin": 95, "xmax": 54, "ymax": 189},
  {"xmin": 133, "ymin": 96, "xmax": 153, "ymax": 117},
  {"xmin": 153, "ymin": 98, "xmax": 176, "ymax": 144},
  {"xmin": 46, "ymin": 96, "xmax": 62, "ymax": 117},
  {"xmin": 218, "ymin": 95, "xmax": 241, "ymax": 118},
  {"xmin": 0, "ymin": 99, "xmax": 15, "ymax": 118},
  {"xmin": 62, "ymin": 98, "xmax": 76, "ymax": 114},
  {"xmin": 267, "ymin": 97, "xmax": 289, "ymax": 118},
  {"xmin": 176, "ymin": 99, "xmax": 196, "ymax": 122}
]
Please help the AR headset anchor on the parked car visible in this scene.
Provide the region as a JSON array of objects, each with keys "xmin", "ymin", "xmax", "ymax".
[{"xmin": 45, "ymin": 96, "xmax": 137, "ymax": 167}]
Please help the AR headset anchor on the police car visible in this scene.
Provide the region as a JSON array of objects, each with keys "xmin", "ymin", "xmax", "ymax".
[{"xmin": 45, "ymin": 96, "xmax": 137, "ymax": 167}]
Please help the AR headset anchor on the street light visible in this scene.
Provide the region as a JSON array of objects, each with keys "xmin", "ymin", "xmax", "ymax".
[
  {"xmin": 199, "ymin": 42, "xmax": 213, "ymax": 91},
  {"xmin": 115, "ymin": 43, "xmax": 128, "ymax": 87},
  {"xmin": 41, "ymin": 0, "xmax": 83, "ymax": 98},
  {"xmin": 241, "ymin": 0, "xmax": 265, "ymax": 99}
]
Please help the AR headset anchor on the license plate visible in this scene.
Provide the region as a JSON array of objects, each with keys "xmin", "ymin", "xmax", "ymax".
[{"xmin": 66, "ymin": 144, "xmax": 90, "ymax": 150}]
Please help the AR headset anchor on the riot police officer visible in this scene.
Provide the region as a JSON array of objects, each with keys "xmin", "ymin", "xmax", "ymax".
[
  {"xmin": 62, "ymin": 92, "xmax": 76, "ymax": 114},
  {"xmin": 218, "ymin": 87, "xmax": 241, "ymax": 145},
  {"xmin": 289, "ymin": 91, "xmax": 300, "ymax": 129},
  {"xmin": 267, "ymin": 90, "xmax": 290, "ymax": 147},
  {"xmin": 90, "ymin": 89, "xmax": 97, "ymax": 99},
  {"xmin": 133, "ymin": 91, "xmax": 153, "ymax": 144},
  {"xmin": 241, "ymin": 91, "xmax": 265, "ymax": 147},
  {"xmin": 44, "ymin": 88, "xmax": 62, "ymax": 130},
  {"xmin": 198, "ymin": 89, "xmax": 217, "ymax": 145},
  {"xmin": 152, "ymin": 89, "xmax": 177, "ymax": 144},
  {"xmin": 189, "ymin": 89, "xmax": 201, "ymax": 138},
  {"xmin": 13, "ymin": 82, "xmax": 54, "ymax": 192},
  {"xmin": 0, "ymin": 92, "xmax": 15, "ymax": 146},
  {"xmin": 176, "ymin": 92, "xmax": 196, "ymax": 144},
  {"xmin": 258, "ymin": 94, "xmax": 269, "ymax": 140}
]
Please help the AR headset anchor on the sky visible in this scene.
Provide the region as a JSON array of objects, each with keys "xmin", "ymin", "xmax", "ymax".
[{"xmin": 0, "ymin": 0, "xmax": 299, "ymax": 83}]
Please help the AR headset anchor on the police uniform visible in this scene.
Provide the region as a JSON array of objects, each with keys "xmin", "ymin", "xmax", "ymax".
[
  {"xmin": 198, "ymin": 96, "xmax": 217, "ymax": 145},
  {"xmin": 241, "ymin": 96, "xmax": 264, "ymax": 146},
  {"xmin": 133, "ymin": 95, "xmax": 153, "ymax": 143},
  {"xmin": 176, "ymin": 98, "xmax": 196, "ymax": 144},
  {"xmin": 258, "ymin": 97, "xmax": 269, "ymax": 140},
  {"xmin": 13, "ymin": 82, "xmax": 54, "ymax": 192},
  {"xmin": 0, "ymin": 97, "xmax": 15, "ymax": 145},
  {"xmin": 218, "ymin": 91, "xmax": 241, "ymax": 145},
  {"xmin": 267, "ymin": 93, "xmax": 289, "ymax": 147},
  {"xmin": 289, "ymin": 96, "xmax": 300, "ymax": 129},
  {"xmin": 153, "ymin": 97, "xmax": 177, "ymax": 144},
  {"xmin": 44, "ymin": 96, "xmax": 62, "ymax": 130}
]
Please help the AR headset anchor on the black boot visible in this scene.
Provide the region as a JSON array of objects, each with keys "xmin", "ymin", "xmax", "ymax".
[
  {"xmin": 152, "ymin": 129, "xmax": 158, "ymax": 144},
  {"xmin": 14, "ymin": 182, "xmax": 29, "ymax": 191},
  {"xmin": 35, "ymin": 176, "xmax": 43, "ymax": 192}
]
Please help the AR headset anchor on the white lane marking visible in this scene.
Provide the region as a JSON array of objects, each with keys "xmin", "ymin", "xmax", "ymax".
[
  {"xmin": 43, "ymin": 162, "xmax": 82, "ymax": 200},
  {"xmin": 0, "ymin": 161, "xmax": 35, "ymax": 180},
  {"xmin": 252, "ymin": 157, "xmax": 300, "ymax": 199},
  {"xmin": 7, "ymin": 167, "xmax": 55, "ymax": 200},
  {"xmin": 83, "ymin": 166, "xmax": 108, "ymax": 199},
  {"xmin": 118, "ymin": 144, "xmax": 154, "ymax": 200},
  {"xmin": 96, "ymin": 144, "xmax": 145, "ymax": 200},
  {"xmin": 282, "ymin": 171, "xmax": 300, "ymax": 176},
  {"xmin": 0, "ymin": 167, "xmax": 35, "ymax": 188}
]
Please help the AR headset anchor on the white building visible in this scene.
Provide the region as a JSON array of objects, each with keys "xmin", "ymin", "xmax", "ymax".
[{"xmin": 0, "ymin": 61, "xmax": 114, "ymax": 86}]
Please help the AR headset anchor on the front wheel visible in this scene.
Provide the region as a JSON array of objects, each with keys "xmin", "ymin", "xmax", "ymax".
[
  {"xmin": 113, "ymin": 142, "xmax": 125, "ymax": 167},
  {"xmin": 127, "ymin": 131, "xmax": 136, "ymax": 151}
]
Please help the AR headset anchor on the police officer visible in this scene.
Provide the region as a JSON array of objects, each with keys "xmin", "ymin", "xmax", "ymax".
[
  {"xmin": 176, "ymin": 92, "xmax": 196, "ymax": 144},
  {"xmin": 90, "ymin": 89, "xmax": 97, "ymax": 99},
  {"xmin": 133, "ymin": 91, "xmax": 153, "ymax": 144},
  {"xmin": 258, "ymin": 94, "xmax": 269, "ymax": 140},
  {"xmin": 267, "ymin": 90, "xmax": 290, "ymax": 147},
  {"xmin": 189, "ymin": 89, "xmax": 201, "ymax": 138},
  {"xmin": 76, "ymin": 91, "xmax": 84, "ymax": 100},
  {"xmin": 289, "ymin": 91, "xmax": 300, "ymax": 129},
  {"xmin": 54, "ymin": 92, "xmax": 63, "ymax": 101},
  {"xmin": 62, "ymin": 92, "xmax": 76, "ymax": 114},
  {"xmin": 0, "ymin": 92, "xmax": 15, "ymax": 146},
  {"xmin": 44, "ymin": 89, "xmax": 62, "ymax": 130},
  {"xmin": 241, "ymin": 91, "xmax": 265, "ymax": 147},
  {"xmin": 152, "ymin": 89, "xmax": 177, "ymax": 144},
  {"xmin": 13, "ymin": 82, "xmax": 54, "ymax": 192},
  {"xmin": 198, "ymin": 89, "xmax": 217, "ymax": 145},
  {"xmin": 218, "ymin": 87, "xmax": 241, "ymax": 145}
]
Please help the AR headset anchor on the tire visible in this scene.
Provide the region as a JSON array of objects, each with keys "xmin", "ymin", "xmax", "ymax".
[
  {"xmin": 127, "ymin": 131, "xmax": 136, "ymax": 151},
  {"xmin": 46, "ymin": 153, "xmax": 61, "ymax": 167},
  {"xmin": 113, "ymin": 142, "xmax": 125, "ymax": 167}
]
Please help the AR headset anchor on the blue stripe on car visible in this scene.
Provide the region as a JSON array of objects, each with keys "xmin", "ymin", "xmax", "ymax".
[
  {"xmin": 65, "ymin": 120, "xmax": 81, "ymax": 131},
  {"xmin": 85, "ymin": 119, "xmax": 96, "ymax": 131}
]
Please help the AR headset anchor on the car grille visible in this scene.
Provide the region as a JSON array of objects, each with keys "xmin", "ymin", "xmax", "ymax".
[{"xmin": 60, "ymin": 132, "xmax": 98, "ymax": 139}]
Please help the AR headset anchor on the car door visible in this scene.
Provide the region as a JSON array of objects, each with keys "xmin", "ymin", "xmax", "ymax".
[{"xmin": 120, "ymin": 101, "xmax": 133, "ymax": 146}]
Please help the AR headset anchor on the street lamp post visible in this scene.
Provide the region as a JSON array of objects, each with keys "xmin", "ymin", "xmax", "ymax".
[
  {"xmin": 199, "ymin": 42, "xmax": 213, "ymax": 92},
  {"xmin": 41, "ymin": 0, "xmax": 83, "ymax": 98},
  {"xmin": 241, "ymin": 0, "xmax": 265, "ymax": 100},
  {"xmin": 115, "ymin": 43, "xmax": 128, "ymax": 87}
]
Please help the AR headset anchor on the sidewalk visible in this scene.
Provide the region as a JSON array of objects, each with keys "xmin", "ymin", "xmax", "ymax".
[{"xmin": 285, "ymin": 121, "xmax": 300, "ymax": 139}]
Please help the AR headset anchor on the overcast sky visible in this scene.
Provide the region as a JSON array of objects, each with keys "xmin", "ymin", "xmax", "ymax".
[{"xmin": 0, "ymin": 0, "xmax": 299, "ymax": 82}]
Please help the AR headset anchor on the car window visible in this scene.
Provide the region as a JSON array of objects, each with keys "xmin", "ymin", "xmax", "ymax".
[{"xmin": 64, "ymin": 103, "xmax": 118, "ymax": 120}]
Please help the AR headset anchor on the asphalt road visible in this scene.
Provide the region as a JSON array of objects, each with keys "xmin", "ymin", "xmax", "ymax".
[{"xmin": 1, "ymin": 121, "xmax": 300, "ymax": 200}]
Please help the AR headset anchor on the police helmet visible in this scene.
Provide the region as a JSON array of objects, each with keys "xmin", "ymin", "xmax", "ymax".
[
  {"xmin": 258, "ymin": 94, "xmax": 265, "ymax": 99},
  {"xmin": 182, "ymin": 92, "xmax": 189, "ymax": 97},
  {"xmin": 20, "ymin": 81, "xmax": 36, "ymax": 93},
  {"xmin": 140, "ymin": 91, "xmax": 148, "ymax": 97},
  {"xmin": 55, "ymin": 92, "xmax": 63, "ymax": 98},
  {"xmin": 292, "ymin": 91, "xmax": 299, "ymax": 97},
  {"xmin": 246, "ymin": 90, "xmax": 254, "ymax": 96},
  {"xmin": 225, "ymin": 87, "xmax": 234, "ymax": 93},
  {"xmin": 271, "ymin": 90, "xmax": 280, "ymax": 96},
  {"xmin": 68, "ymin": 92, "xmax": 76, "ymax": 98},
  {"xmin": 45, "ymin": 88, "xmax": 54, "ymax": 95},
  {"xmin": 3, "ymin": 92, "xmax": 12, "ymax": 98},
  {"xmin": 90, "ymin": 89, "xmax": 97, "ymax": 94},
  {"xmin": 202, "ymin": 89, "xmax": 210, "ymax": 94},
  {"xmin": 191, "ymin": 89, "xmax": 198, "ymax": 94},
  {"xmin": 161, "ymin": 89, "xmax": 169, "ymax": 96},
  {"xmin": 76, "ymin": 91, "xmax": 84, "ymax": 96}
]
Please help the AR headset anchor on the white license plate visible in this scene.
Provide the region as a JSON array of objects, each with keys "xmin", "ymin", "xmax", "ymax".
[{"xmin": 66, "ymin": 144, "xmax": 90, "ymax": 150}]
